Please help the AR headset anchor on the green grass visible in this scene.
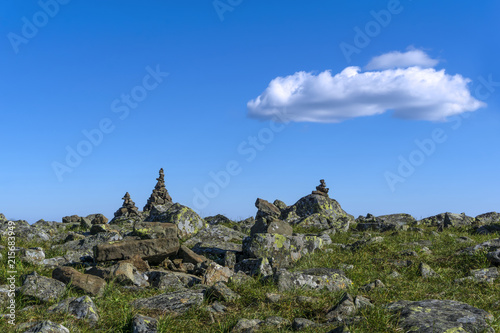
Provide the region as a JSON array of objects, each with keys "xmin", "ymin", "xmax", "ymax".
[{"xmin": 1, "ymin": 225, "xmax": 499, "ymax": 332}]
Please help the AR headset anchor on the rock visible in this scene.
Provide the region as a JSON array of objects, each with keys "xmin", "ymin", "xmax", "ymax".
[
  {"xmin": 48, "ymin": 295, "xmax": 99, "ymax": 326},
  {"xmin": 229, "ymin": 271, "xmax": 253, "ymax": 285},
  {"xmin": 0, "ymin": 213, "xmax": 5, "ymax": 221},
  {"xmin": 234, "ymin": 258, "xmax": 273, "ymax": 277},
  {"xmin": 224, "ymin": 251, "xmax": 236, "ymax": 269},
  {"xmin": 264, "ymin": 316, "xmax": 291, "ymax": 329},
  {"xmin": 55, "ymin": 232, "xmax": 123, "ymax": 256},
  {"xmin": 184, "ymin": 225, "xmax": 245, "ymax": 260},
  {"xmin": 143, "ymin": 168, "xmax": 173, "ymax": 211},
  {"xmin": 419, "ymin": 262, "xmax": 440, "ymax": 278},
  {"xmin": 385, "ymin": 299, "xmax": 495, "ymax": 333},
  {"xmin": 19, "ymin": 247, "xmax": 45, "ymax": 265},
  {"xmin": 419, "ymin": 212, "xmax": 474, "ymax": 229},
  {"xmin": 455, "ymin": 267, "xmax": 499, "ymax": 284},
  {"xmin": 265, "ymin": 293, "xmax": 283, "ymax": 303},
  {"xmin": 121, "ymin": 254, "xmax": 150, "ymax": 272},
  {"xmin": 255, "ymin": 198, "xmax": 281, "ymax": 219},
  {"xmin": 146, "ymin": 270, "xmax": 185, "ymax": 291},
  {"xmin": 250, "ymin": 217, "xmax": 293, "ymax": 236},
  {"xmin": 231, "ymin": 319, "xmax": 264, "ymax": 333},
  {"xmin": 475, "ymin": 212, "xmax": 500, "ymax": 225},
  {"xmin": 114, "ymin": 192, "xmax": 140, "ymax": 219},
  {"xmin": 281, "ymin": 192, "xmax": 353, "ymax": 232},
  {"xmin": 87, "ymin": 213, "xmax": 108, "ymax": 225},
  {"xmin": 273, "ymin": 200, "xmax": 287, "ymax": 211},
  {"xmin": 457, "ymin": 237, "xmax": 500, "ymax": 265},
  {"xmin": 20, "ymin": 271, "xmax": 66, "ymax": 302},
  {"xmin": 21, "ymin": 320, "xmax": 70, "ymax": 333},
  {"xmin": 94, "ymin": 238, "xmax": 179, "ymax": 265},
  {"xmin": 348, "ymin": 236, "xmax": 384, "ymax": 251},
  {"xmin": 274, "ymin": 268, "xmax": 352, "ymax": 292},
  {"xmin": 244, "ymin": 233, "xmax": 324, "ymax": 268},
  {"xmin": 201, "ymin": 261, "xmax": 233, "ymax": 285},
  {"xmin": 131, "ymin": 314, "xmax": 158, "ymax": 333},
  {"xmin": 90, "ymin": 224, "xmax": 113, "ymax": 234},
  {"xmin": 389, "ymin": 271, "xmax": 401, "ymax": 278},
  {"xmin": 359, "ymin": 279, "xmax": 385, "ymax": 292},
  {"xmin": 131, "ymin": 288, "xmax": 205, "ymax": 315},
  {"xmin": 204, "ymin": 214, "xmax": 233, "ymax": 226},
  {"xmin": 177, "ymin": 245, "xmax": 207, "ymax": 265},
  {"xmin": 476, "ymin": 224, "xmax": 500, "ymax": 235},
  {"xmin": 62, "ymin": 215, "xmax": 81, "ymax": 223},
  {"xmin": 133, "ymin": 221, "xmax": 178, "ymax": 239},
  {"xmin": 109, "ymin": 262, "xmax": 136, "ymax": 285},
  {"xmin": 325, "ymin": 293, "xmax": 372, "ymax": 323},
  {"xmin": 206, "ymin": 281, "xmax": 241, "ymax": 302},
  {"xmin": 52, "ymin": 266, "xmax": 107, "ymax": 296},
  {"xmin": 356, "ymin": 213, "xmax": 415, "ymax": 232},
  {"xmin": 147, "ymin": 203, "xmax": 206, "ymax": 239},
  {"xmin": 292, "ymin": 318, "xmax": 317, "ymax": 331},
  {"xmin": 486, "ymin": 250, "xmax": 500, "ymax": 264}
]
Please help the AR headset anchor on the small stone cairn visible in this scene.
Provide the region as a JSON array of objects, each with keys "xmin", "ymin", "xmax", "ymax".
[
  {"xmin": 143, "ymin": 168, "xmax": 173, "ymax": 211},
  {"xmin": 312, "ymin": 179, "xmax": 329, "ymax": 197},
  {"xmin": 114, "ymin": 192, "xmax": 140, "ymax": 218}
]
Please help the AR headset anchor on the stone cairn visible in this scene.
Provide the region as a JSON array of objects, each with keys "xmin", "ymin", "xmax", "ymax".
[
  {"xmin": 114, "ymin": 192, "xmax": 139, "ymax": 218},
  {"xmin": 312, "ymin": 179, "xmax": 329, "ymax": 197},
  {"xmin": 143, "ymin": 168, "xmax": 172, "ymax": 211}
]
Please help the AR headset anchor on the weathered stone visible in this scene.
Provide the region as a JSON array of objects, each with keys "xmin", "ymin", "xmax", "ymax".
[
  {"xmin": 146, "ymin": 270, "xmax": 185, "ymax": 291},
  {"xmin": 486, "ymin": 250, "xmax": 500, "ymax": 264},
  {"xmin": 356, "ymin": 213, "xmax": 415, "ymax": 232},
  {"xmin": 132, "ymin": 314, "xmax": 158, "ymax": 333},
  {"xmin": 359, "ymin": 279, "xmax": 385, "ymax": 292},
  {"xmin": 292, "ymin": 317, "xmax": 317, "ymax": 331},
  {"xmin": 52, "ymin": 266, "xmax": 106, "ymax": 296},
  {"xmin": 147, "ymin": 203, "xmax": 206, "ymax": 239},
  {"xmin": 250, "ymin": 217, "xmax": 293, "ymax": 236},
  {"xmin": 475, "ymin": 212, "xmax": 500, "ymax": 225},
  {"xmin": 348, "ymin": 236, "xmax": 384, "ymax": 251},
  {"xmin": 114, "ymin": 192, "xmax": 140, "ymax": 219},
  {"xmin": 19, "ymin": 247, "xmax": 45, "ymax": 265},
  {"xmin": 131, "ymin": 289, "xmax": 205, "ymax": 314},
  {"xmin": 326, "ymin": 293, "xmax": 359, "ymax": 322},
  {"xmin": 255, "ymin": 198, "xmax": 281, "ymax": 219},
  {"xmin": 90, "ymin": 224, "xmax": 112, "ymax": 234},
  {"xmin": 231, "ymin": 318, "xmax": 264, "ymax": 333},
  {"xmin": 184, "ymin": 225, "xmax": 245, "ymax": 261},
  {"xmin": 20, "ymin": 271, "xmax": 66, "ymax": 302},
  {"xmin": 234, "ymin": 258, "xmax": 273, "ymax": 277},
  {"xmin": 94, "ymin": 238, "xmax": 179, "ymax": 264},
  {"xmin": 385, "ymin": 299, "xmax": 495, "ymax": 333},
  {"xmin": 110, "ymin": 262, "xmax": 136, "ymax": 285},
  {"xmin": 455, "ymin": 267, "xmax": 499, "ymax": 284},
  {"xmin": 62, "ymin": 215, "xmax": 81, "ymax": 223},
  {"xmin": 143, "ymin": 168, "xmax": 173, "ymax": 211},
  {"xmin": 177, "ymin": 245, "xmax": 207, "ymax": 265},
  {"xmin": 0, "ymin": 213, "xmax": 5, "ymax": 221},
  {"xmin": 202, "ymin": 261, "xmax": 233, "ymax": 285},
  {"xmin": 475, "ymin": 224, "xmax": 500, "ymax": 235},
  {"xmin": 224, "ymin": 251, "xmax": 236, "ymax": 269},
  {"xmin": 204, "ymin": 214, "xmax": 233, "ymax": 226},
  {"xmin": 121, "ymin": 254, "xmax": 150, "ymax": 272},
  {"xmin": 87, "ymin": 213, "xmax": 108, "ymax": 225},
  {"xmin": 419, "ymin": 262, "xmax": 441, "ymax": 278},
  {"xmin": 21, "ymin": 320, "xmax": 70, "ymax": 333},
  {"xmin": 48, "ymin": 295, "xmax": 99, "ymax": 325},
  {"xmin": 274, "ymin": 268, "xmax": 352, "ymax": 292},
  {"xmin": 207, "ymin": 281, "xmax": 241, "ymax": 302},
  {"xmin": 132, "ymin": 221, "xmax": 178, "ymax": 239},
  {"xmin": 312, "ymin": 179, "xmax": 329, "ymax": 197},
  {"xmin": 263, "ymin": 316, "xmax": 291, "ymax": 329},
  {"xmin": 273, "ymin": 200, "xmax": 287, "ymax": 211},
  {"xmin": 419, "ymin": 212, "xmax": 474, "ymax": 229},
  {"xmin": 55, "ymin": 232, "xmax": 123, "ymax": 256}
]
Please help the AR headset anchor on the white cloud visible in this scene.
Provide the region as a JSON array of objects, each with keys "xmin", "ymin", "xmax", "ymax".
[
  {"xmin": 247, "ymin": 51, "xmax": 485, "ymax": 123},
  {"xmin": 365, "ymin": 49, "xmax": 439, "ymax": 70}
]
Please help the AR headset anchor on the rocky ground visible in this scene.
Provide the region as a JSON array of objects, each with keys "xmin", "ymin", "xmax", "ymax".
[{"xmin": 1, "ymin": 183, "xmax": 499, "ymax": 332}]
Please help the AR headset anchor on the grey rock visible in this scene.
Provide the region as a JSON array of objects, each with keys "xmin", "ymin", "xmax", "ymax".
[
  {"xmin": 274, "ymin": 268, "xmax": 352, "ymax": 292},
  {"xmin": 455, "ymin": 267, "xmax": 498, "ymax": 284},
  {"xmin": 359, "ymin": 279, "xmax": 385, "ymax": 292},
  {"xmin": 250, "ymin": 217, "xmax": 293, "ymax": 236},
  {"xmin": 255, "ymin": 198, "xmax": 281, "ymax": 219},
  {"xmin": 292, "ymin": 317, "xmax": 317, "ymax": 331},
  {"xmin": 224, "ymin": 251, "xmax": 236, "ymax": 269},
  {"xmin": 19, "ymin": 247, "xmax": 45, "ymax": 265},
  {"xmin": 146, "ymin": 203, "xmax": 205, "ymax": 239},
  {"xmin": 62, "ymin": 215, "xmax": 81, "ymax": 223},
  {"xmin": 385, "ymin": 299, "xmax": 495, "ymax": 333},
  {"xmin": 419, "ymin": 262, "xmax": 440, "ymax": 278},
  {"xmin": 356, "ymin": 213, "xmax": 415, "ymax": 232},
  {"xmin": 21, "ymin": 320, "xmax": 70, "ymax": 333},
  {"xmin": 53, "ymin": 266, "xmax": 107, "ymax": 296},
  {"xmin": 204, "ymin": 214, "xmax": 233, "ymax": 226},
  {"xmin": 20, "ymin": 271, "xmax": 66, "ymax": 302},
  {"xmin": 419, "ymin": 212, "xmax": 474, "ymax": 229},
  {"xmin": 475, "ymin": 212, "xmax": 500, "ymax": 225},
  {"xmin": 206, "ymin": 281, "xmax": 240, "ymax": 302},
  {"xmin": 131, "ymin": 314, "xmax": 158, "ymax": 333},
  {"xmin": 146, "ymin": 270, "xmax": 185, "ymax": 291},
  {"xmin": 231, "ymin": 318, "xmax": 264, "ymax": 333},
  {"xmin": 131, "ymin": 289, "xmax": 205, "ymax": 314},
  {"xmin": 264, "ymin": 316, "xmax": 291, "ymax": 329},
  {"xmin": 234, "ymin": 258, "xmax": 273, "ymax": 277},
  {"xmin": 48, "ymin": 295, "xmax": 99, "ymax": 325}
]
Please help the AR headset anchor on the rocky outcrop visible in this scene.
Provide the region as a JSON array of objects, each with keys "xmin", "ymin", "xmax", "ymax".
[
  {"xmin": 114, "ymin": 192, "xmax": 139, "ymax": 218},
  {"xmin": 419, "ymin": 212, "xmax": 474, "ymax": 229},
  {"xmin": 385, "ymin": 299, "xmax": 495, "ymax": 332},
  {"xmin": 475, "ymin": 212, "xmax": 500, "ymax": 225},
  {"xmin": 146, "ymin": 203, "xmax": 206, "ymax": 239},
  {"xmin": 94, "ymin": 238, "xmax": 180, "ymax": 264},
  {"xmin": 356, "ymin": 213, "xmax": 416, "ymax": 232},
  {"xmin": 143, "ymin": 168, "xmax": 172, "ymax": 212}
]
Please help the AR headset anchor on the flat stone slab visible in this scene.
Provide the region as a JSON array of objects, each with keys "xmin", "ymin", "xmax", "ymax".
[
  {"xmin": 274, "ymin": 268, "xmax": 352, "ymax": 292},
  {"xmin": 94, "ymin": 238, "xmax": 179, "ymax": 264},
  {"xmin": 385, "ymin": 299, "xmax": 495, "ymax": 333},
  {"xmin": 131, "ymin": 289, "xmax": 205, "ymax": 315}
]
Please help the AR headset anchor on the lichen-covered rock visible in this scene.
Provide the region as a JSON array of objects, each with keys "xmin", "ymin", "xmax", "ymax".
[
  {"xmin": 234, "ymin": 258, "xmax": 273, "ymax": 277},
  {"xmin": 250, "ymin": 217, "xmax": 293, "ymax": 236},
  {"xmin": 20, "ymin": 320, "xmax": 70, "ymax": 333},
  {"xmin": 292, "ymin": 318, "xmax": 318, "ymax": 331},
  {"xmin": 48, "ymin": 295, "xmax": 99, "ymax": 326},
  {"xmin": 52, "ymin": 266, "xmax": 106, "ymax": 296},
  {"xmin": 207, "ymin": 281, "xmax": 241, "ymax": 302},
  {"xmin": 356, "ymin": 213, "xmax": 415, "ymax": 232},
  {"xmin": 20, "ymin": 271, "xmax": 66, "ymax": 302},
  {"xmin": 201, "ymin": 261, "xmax": 233, "ymax": 285},
  {"xmin": 54, "ymin": 232, "xmax": 123, "ymax": 256},
  {"xmin": 132, "ymin": 314, "xmax": 158, "ymax": 333},
  {"xmin": 231, "ymin": 318, "xmax": 264, "ymax": 333},
  {"xmin": 385, "ymin": 299, "xmax": 495, "ymax": 333},
  {"xmin": 131, "ymin": 288, "xmax": 205, "ymax": 314},
  {"xmin": 147, "ymin": 203, "xmax": 206, "ymax": 239},
  {"xmin": 133, "ymin": 221, "xmax": 178, "ymax": 239},
  {"xmin": 244, "ymin": 233, "xmax": 324, "ymax": 268},
  {"xmin": 94, "ymin": 237, "xmax": 179, "ymax": 265},
  {"xmin": 19, "ymin": 247, "xmax": 45, "ymax": 265},
  {"xmin": 255, "ymin": 198, "xmax": 281, "ymax": 219},
  {"xmin": 183, "ymin": 225, "xmax": 245, "ymax": 261},
  {"xmin": 419, "ymin": 212, "xmax": 474, "ymax": 229},
  {"xmin": 62, "ymin": 215, "xmax": 81, "ymax": 223},
  {"xmin": 455, "ymin": 267, "xmax": 499, "ymax": 284},
  {"xmin": 274, "ymin": 268, "xmax": 352, "ymax": 292},
  {"xmin": 475, "ymin": 224, "xmax": 500, "ymax": 235},
  {"xmin": 204, "ymin": 214, "xmax": 233, "ymax": 226},
  {"xmin": 146, "ymin": 270, "xmax": 185, "ymax": 291},
  {"xmin": 419, "ymin": 262, "xmax": 441, "ymax": 278},
  {"xmin": 0, "ymin": 213, "xmax": 5, "ymax": 221},
  {"xmin": 475, "ymin": 212, "xmax": 500, "ymax": 225},
  {"xmin": 486, "ymin": 250, "xmax": 500, "ymax": 264},
  {"xmin": 457, "ymin": 237, "xmax": 500, "ymax": 265},
  {"xmin": 359, "ymin": 279, "xmax": 385, "ymax": 292}
]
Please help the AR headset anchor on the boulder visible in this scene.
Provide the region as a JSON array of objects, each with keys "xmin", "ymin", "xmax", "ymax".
[
  {"xmin": 94, "ymin": 238, "xmax": 179, "ymax": 264},
  {"xmin": 184, "ymin": 225, "xmax": 245, "ymax": 259},
  {"xmin": 292, "ymin": 318, "xmax": 318, "ymax": 331},
  {"xmin": 419, "ymin": 262, "xmax": 441, "ymax": 278},
  {"xmin": 457, "ymin": 237, "xmax": 500, "ymax": 265},
  {"xmin": 250, "ymin": 217, "xmax": 293, "ymax": 236},
  {"xmin": 231, "ymin": 319, "xmax": 264, "ymax": 333},
  {"xmin": 274, "ymin": 268, "xmax": 352, "ymax": 292},
  {"xmin": 121, "ymin": 254, "xmax": 150, "ymax": 272},
  {"xmin": 204, "ymin": 214, "xmax": 233, "ymax": 226},
  {"xmin": 87, "ymin": 213, "xmax": 108, "ymax": 225},
  {"xmin": 234, "ymin": 258, "xmax": 273, "ymax": 277},
  {"xmin": 419, "ymin": 212, "xmax": 474, "ymax": 229},
  {"xmin": 21, "ymin": 320, "xmax": 70, "ymax": 333},
  {"xmin": 0, "ymin": 213, "xmax": 5, "ymax": 221},
  {"xmin": 177, "ymin": 245, "xmax": 207, "ymax": 265},
  {"xmin": 475, "ymin": 212, "xmax": 500, "ymax": 225},
  {"xmin": 48, "ymin": 295, "xmax": 99, "ymax": 326},
  {"xmin": 356, "ymin": 213, "xmax": 415, "ymax": 232},
  {"xmin": 52, "ymin": 266, "xmax": 107, "ymax": 296},
  {"xmin": 133, "ymin": 221, "xmax": 178, "ymax": 239},
  {"xmin": 455, "ymin": 267, "xmax": 499, "ymax": 284},
  {"xmin": 146, "ymin": 270, "xmax": 186, "ymax": 291},
  {"xmin": 19, "ymin": 247, "xmax": 45, "ymax": 265},
  {"xmin": 255, "ymin": 198, "xmax": 281, "ymax": 219},
  {"xmin": 201, "ymin": 261, "xmax": 233, "ymax": 285},
  {"xmin": 131, "ymin": 314, "xmax": 158, "ymax": 333},
  {"xmin": 206, "ymin": 281, "xmax": 241, "ymax": 302},
  {"xmin": 385, "ymin": 299, "xmax": 495, "ymax": 333},
  {"xmin": 147, "ymin": 203, "xmax": 206, "ymax": 239},
  {"xmin": 131, "ymin": 288, "xmax": 205, "ymax": 314},
  {"xmin": 62, "ymin": 215, "xmax": 81, "ymax": 223},
  {"xmin": 20, "ymin": 271, "xmax": 66, "ymax": 302}
]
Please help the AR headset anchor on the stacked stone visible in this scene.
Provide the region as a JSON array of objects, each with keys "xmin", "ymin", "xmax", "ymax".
[
  {"xmin": 312, "ymin": 179, "xmax": 329, "ymax": 197},
  {"xmin": 143, "ymin": 168, "xmax": 172, "ymax": 212},
  {"xmin": 114, "ymin": 192, "xmax": 139, "ymax": 218}
]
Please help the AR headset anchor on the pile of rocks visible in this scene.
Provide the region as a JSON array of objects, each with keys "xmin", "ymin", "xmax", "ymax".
[{"xmin": 143, "ymin": 168, "xmax": 172, "ymax": 212}]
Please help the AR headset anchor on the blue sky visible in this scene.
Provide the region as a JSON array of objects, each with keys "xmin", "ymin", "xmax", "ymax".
[{"xmin": 1, "ymin": 0, "xmax": 499, "ymax": 223}]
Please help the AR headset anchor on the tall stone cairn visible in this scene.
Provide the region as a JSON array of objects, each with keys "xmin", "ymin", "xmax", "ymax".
[
  {"xmin": 114, "ymin": 192, "xmax": 139, "ymax": 218},
  {"xmin": 143, "ymin": 168, "xmax": 173, "ymax": 211},
  {"xmin": 312, "ymin": 179, "xmax": 329, "ymax": 197}
]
